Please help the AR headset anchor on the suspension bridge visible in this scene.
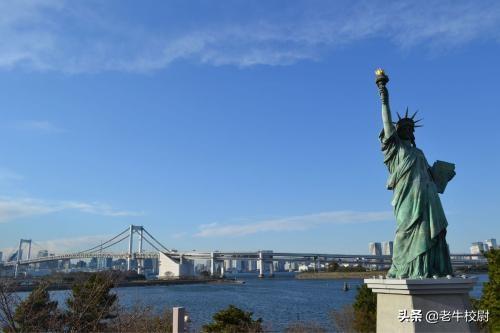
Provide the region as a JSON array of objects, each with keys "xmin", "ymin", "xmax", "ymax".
[{"xmin": 1, "ymin": 225, "xmax": 487, "ymax": 278}]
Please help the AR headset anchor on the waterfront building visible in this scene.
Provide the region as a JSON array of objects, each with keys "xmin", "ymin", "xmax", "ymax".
[
  {"xmin": 247, "ymin": 260, "xmax": 257, "ymax": 272},
  {"xmin": 232, "ymin": 260, "xmax": 243, "ymax": 272},
  {"xmin": 382, "ymin": 241, "xmax": 394, "ymax": 256},
  {"xmin": 485, "ymin": 238, "xmax": 497, "ymax": 250},
  {"xmin": 98, "ymin": 257, "xmax": 113, "ymax": 270},
  {"xmin": 113, "ymin": 259, "xmax": 127, "ymax": 270},
  {"xmin": 88, "ymin": 257, "xmax": 98, "ymax": 269},
  {"xmin": 470, "ymin": 242, "xmax": 485, "ymax": 254},
  {"xmin": 0, "ymin": 251, "xmax": 2, "ymax": 262},
  {"xmin": 58, "ymin": 259, "xmax": 71, "ymax": 270},
  {"xmin": 274, "ymin": 260, "xmax": 286, "ymax": 272},
  {"xmin": 285, "ymin": 261, "xmax": 298, "ymax": 271},
  {"xmin": 368, "ymin": 242, "xmax": 382, "ymax": 256},
  {"xmin": 224, "ymin": 259, "xmax": 232, "ymax": 271},
  {"xmin": 75, "ymin": 260, "xmax": 86, "ymax": 268},
  {"xmin": 158, "ymin": 252, "xmax": 195, "ymax": 278}
]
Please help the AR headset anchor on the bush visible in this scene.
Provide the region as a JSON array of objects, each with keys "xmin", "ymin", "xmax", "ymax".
[
  {"xmin": 13, "ymin": 282, "xmax": 60, "ymax": 332},
  {"xmin": 331, "ymin": 305, "xmax": 356, "ymax": 333},
  {"xmin": 202, "ymin": 305, "xmax": 263, "ymax": 333},
  {"xmin": 0, "ymin": 281, "xmax": 19, "ymax": 332},
  {"xmin": 352, "ymin": 284, "xmax": 377, "ymax": 333},
  {"xmin": 473, "ymin": 248, "xmax": 499, "ymax": 332},
  {"xmin": 65, "ymin": 272, "xmax": 118, "ymax": 332},
  {"xmin": 110, "ymin": 304, "xmax": 173, "ymax": 332}
]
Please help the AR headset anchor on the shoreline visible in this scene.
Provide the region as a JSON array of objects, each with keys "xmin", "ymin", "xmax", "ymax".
[
  {"xmin": 296, "ymin": 271, "xmax": 388, "ymax": 279},
  {"xmin": 8, "ymin": 277, "xmax": 239, "ymax": 292}
]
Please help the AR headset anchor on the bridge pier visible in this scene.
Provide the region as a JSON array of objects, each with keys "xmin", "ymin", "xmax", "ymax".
[
  {"xmin": 220, "ymin": 263, "xmax": 225, "ymax": 278},
  {"xmin": 258, "ymin": 251, "xmax": 264, "ymax": 278},
  {"xmin": 210, "ymin": 252, "xmax": 216, "ymax": 277},
  {"xmin": 127, "ymin": 225, "xmax": 133, "ymax": 271},
  {"xmin": 137, "ymin": 227, "xmax": 144, "ymax": 275}
]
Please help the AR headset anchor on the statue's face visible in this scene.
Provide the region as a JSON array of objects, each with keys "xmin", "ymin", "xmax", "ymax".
[{"xmin": 397, "ymin": 125, "xmax": 415, "ymax": 141}]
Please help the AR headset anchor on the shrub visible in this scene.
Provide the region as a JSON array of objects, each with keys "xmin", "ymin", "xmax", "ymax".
[
  {"xmin": 352, "ymin": 284, "xmax": 377, "ymax": 333},
  {"xmin": 13, "ymin": 282, "xmax": 59, "ymax": 332},
  {"xmin": 202, "ymin": 305, "xmax": 263, "ymax": 333},
  {"xmin": 474, "ymin": 248, "xmax": 499, "ymax": 332},
  {"xmin": 65, "ymin": 272, "xmax": 118, "ymax": 332}
]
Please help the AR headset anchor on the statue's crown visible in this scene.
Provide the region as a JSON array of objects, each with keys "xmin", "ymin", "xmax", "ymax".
[{"xmin": 394, "ymin": 108, "xmax": 423, "ymax": 129}]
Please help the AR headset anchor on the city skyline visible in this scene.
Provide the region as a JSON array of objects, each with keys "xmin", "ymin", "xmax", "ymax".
[{"xmin": 1, "ymin": 1, "xmax": 500, "ymax": 255}]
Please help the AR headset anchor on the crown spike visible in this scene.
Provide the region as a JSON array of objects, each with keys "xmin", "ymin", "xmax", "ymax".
[
  {"xmin": 411, "ymin": 110, "xmax": 419, "ymax": 119},
  {"xmin": 414, "ymin": 118, "xmax": 423, "ymax": 123},
  {"xmin": 397, "ymin": 112, "xmax": 402, "ymax": 120},
  {"xmin": 405, "ymin": 107, "xmax": 409, "ymax": 118},
  {"xmin": 414, "ymin": 125, "xmax": 423, "ymax": 128}
]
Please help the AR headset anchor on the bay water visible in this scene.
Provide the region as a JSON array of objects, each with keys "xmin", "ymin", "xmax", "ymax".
[{"xmin": 40, "ymin": 272, "xmax": 487, "ymax": 332}]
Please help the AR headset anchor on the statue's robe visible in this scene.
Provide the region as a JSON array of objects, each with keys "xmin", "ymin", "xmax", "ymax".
[{"xmin": 380, "ymin": 130, "xmax": 453, "ymax": 278}]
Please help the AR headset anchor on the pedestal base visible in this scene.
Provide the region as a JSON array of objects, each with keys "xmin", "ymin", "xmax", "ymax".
[{"xmin": 365, "ymin": 277, "xmax": 478, "ymax": 333}]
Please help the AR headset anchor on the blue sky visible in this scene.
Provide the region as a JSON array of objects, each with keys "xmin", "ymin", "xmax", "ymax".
[{"xmin": 0, "ymin": 0, "xmax": 499, "ymax": 256}]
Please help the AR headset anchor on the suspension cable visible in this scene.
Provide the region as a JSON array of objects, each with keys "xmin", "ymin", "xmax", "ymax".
[
  {"xmin": 85, "ymin": 234, "xmax": 130, "ymax": 253},
  {"xmin": 76, "ymin": 227, "xmax": 129, "ymax": 253},
  {"xmin": 143, "ymin": 228, "xmax": 171, "ymax": 253}
]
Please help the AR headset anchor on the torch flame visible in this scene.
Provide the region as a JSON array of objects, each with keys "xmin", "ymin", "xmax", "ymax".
[{"xmin": 375, "ymin": 68, "xmax": 385, "ymax": 76}]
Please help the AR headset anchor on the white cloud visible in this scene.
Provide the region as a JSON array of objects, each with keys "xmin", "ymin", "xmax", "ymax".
[
  {"xmin": 0, "ymin": 197, "xmax": 144, "ymax": 223},
  {"xmin": 1, "ymin": 234, "xmax": 112, "ymax": 257},
  {"xmin": 0, "ymin": 168, "xmax": 24, "ymax": 182},
  {"xmin": 16, "ymin": 120, "xmax": 65, "ymax": 133},
  {"xmin": 195, "ymin": 210, "xmax": 392, "ymax": 237},
  {"xmin": 0, "ymin": 1, "xmax": 499, "ymax": 72}
]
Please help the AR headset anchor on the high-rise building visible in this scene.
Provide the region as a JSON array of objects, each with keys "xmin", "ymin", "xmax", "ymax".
[
  {"xmin": 382, "ymin": 241, "xmax": 394, "ymax": 256},
  {"xmin": 485, "ymin": 239, "xmax": 497, "ymax": 250},
  {"xmin": 37, "ymin": 250, "xmax": 49, "ymax": 258},
  {"xmin": 98, "ymin": 257, "xmax": 113, "ymax": 269},
  {"xmin": 470, "ymin": 242, "xmax": 485, "ymax": 254},
  {"xmin": 369, "ymin": 242, "xmax": 382, "ymax": 256},
  {"xmin": 0, "ymin": 251, "xmax": 3, "ymax": 263}
]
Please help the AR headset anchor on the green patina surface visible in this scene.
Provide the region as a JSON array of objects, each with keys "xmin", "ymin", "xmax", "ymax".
[
  {"xmin": 380, "ymin": 130, "xmax": 453, "ymax": 278},
  {"xmin": 375, "ymin": 69, "xmax": 454, "ymax": 279}
]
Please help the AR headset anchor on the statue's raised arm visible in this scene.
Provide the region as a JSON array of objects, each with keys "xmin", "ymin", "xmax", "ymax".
[{"xmin": 375, "ymin": 69, "xmax": 395, "ymax": 139}]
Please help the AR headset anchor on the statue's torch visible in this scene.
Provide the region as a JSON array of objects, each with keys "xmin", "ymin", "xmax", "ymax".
[{"xmin": 375, "ymin": 68, "xmax": 389, "ymax": 89}]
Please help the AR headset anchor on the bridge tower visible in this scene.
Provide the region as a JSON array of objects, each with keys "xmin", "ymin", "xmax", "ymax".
[
  {"xmin": 127, "ymin": 225, "xmax": 145, "ymax": 272},
  {"xmin": 258, "ymin": 251, "xmax": 264, "ymax": 278},
  {"xmin": 14, "ymin": 239, "xmax": 32, "ymax": 278}
]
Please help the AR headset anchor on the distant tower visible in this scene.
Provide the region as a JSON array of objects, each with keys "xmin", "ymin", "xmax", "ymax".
[
  {"xmin": 368, "ymin": 242, "xmax": 382, "ymax": 256},
  {"xmin": 484, "ymin": 239, "xmax": 497, "ymax": 250},
  {"xmin": 470, "ymin": 242, "xmax": 485, "ymax": 254},
  {"xmin": 382, "ymin": 241, "xmax": 394, "ymax": 256}
]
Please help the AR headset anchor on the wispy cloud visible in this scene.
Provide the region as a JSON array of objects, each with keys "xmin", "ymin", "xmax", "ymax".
[
  {"xmin": 195, "ymin": 210, "xmax": 392, "ymax": 237},
  {"xmin": 16, "ymin": 120, "xmax": 66, "ymax": 133},
  {"xmin": 1, "ymin": 234, "xmax": 113, "ymax": 256},
  {"xmin": 0, "ymin": 197, "xmax": 144, "ymax": 223},
  {"xmin": 0, "ymin": 168, "xmax": 24, "ymax": 182},
  {"xmin": 0, "ymin": 1, "xmax": 499, "ymax": 72}
]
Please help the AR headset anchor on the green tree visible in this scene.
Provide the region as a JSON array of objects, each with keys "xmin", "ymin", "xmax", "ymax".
[
  {"xmin": 13, "ymin": 282, "xmax": 59, "ymax": 332},
  {"xmin": 352, "ymin": 284, "xmax": 377, "ymax": 333},
  {"xmin": 327, "ymin": 261, "xmax": 339, "ymax": 272},
  {"xmin": 202, "ymin": 305, "xmax": 263, "ymax": 333},
  {"xmin": 65, "ymin": 272, "xmax": 117, "ymax": 332},
  {"xmin": 474, "ymin": 248, "xmax": 499, "ymax": 332}
]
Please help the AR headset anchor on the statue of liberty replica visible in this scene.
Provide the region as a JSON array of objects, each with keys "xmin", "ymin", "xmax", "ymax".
[{"xmin": 375, "ymin": 69, "xmax": 455, "ymax": 279}]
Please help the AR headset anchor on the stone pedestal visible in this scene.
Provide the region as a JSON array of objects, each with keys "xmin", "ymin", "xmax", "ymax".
[{"xmin": 365, "ymin": 277, "xmax": 478, "ymax": 333}]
